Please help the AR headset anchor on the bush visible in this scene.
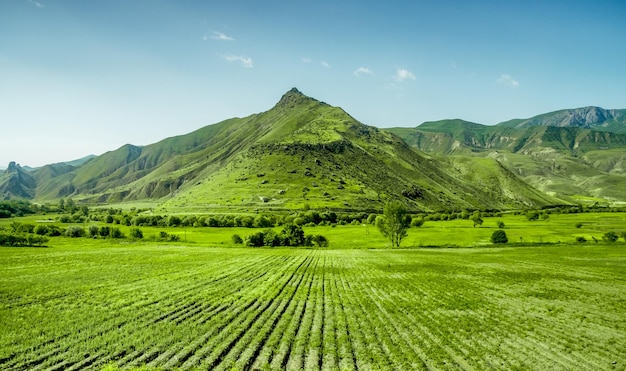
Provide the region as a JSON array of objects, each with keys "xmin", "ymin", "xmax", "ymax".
[
  {"xmin": 110, "ymin": 227, "xmax": 124, "ymax": 238},
  {"xmin": 603, "ymin": 231, "xmax": 619, "ymax": 243},
  {"xmin": 88, "ymin": 225, "xmax": 100, "ymax": 238},
  {"xmin": 410, "ymin": 217, "xmax": 425, "ymax": 228},
  {"xmin": 497, "ymin": 221, "xmax": 505, "ymax": 229},
  {"xmin": 526, "ymin": 211, "xmax": 539, "ymax": 221},
  {"xmin": 312, "ymin": 234, "xmax": 329, "ymax": 247},
  {"xmin": 491, "ymin": 230, "xmax": 508, "ymax": 244},
  {"xmin": 576, "ymin": 236, "xmax": 587, "ymax": 243},
  {"xmin": 231, "ymin": 234, "xmax": 243, "ymax": 244},
  {"xmin": 99, "ymin": 225, "xmax": 110, "ymax": 237},
  {"xmin": 575, "ymin": 222, "xmax": 583, "ymax": 228},
  {"xmin": 65, "ymin": 226, "xmax": 85, "ymax": 238},
  {"xmin": 34, "ymin": 225, "xmax": 50, "ymax": 236},
  {"xmin": 129, "ymin": 227, "xmax": 143, "ymax": 239},
  {"xmin": 245, "ymin": 231, "xmax": 266, "ymax": 247}
]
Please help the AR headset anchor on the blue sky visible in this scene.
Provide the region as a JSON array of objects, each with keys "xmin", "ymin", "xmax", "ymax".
[{"xmin": 1, "ymin": 0, "xmax": 625, "ymax": 167}]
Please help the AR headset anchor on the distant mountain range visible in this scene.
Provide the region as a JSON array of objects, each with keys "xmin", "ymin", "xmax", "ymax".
[
  {"xmin": 388, "ymin": 107, "xmax": 626, "ymax": 204},
  {"xmin": 0, "ymin": 89, "xmax": 562, "ymax": 212}
]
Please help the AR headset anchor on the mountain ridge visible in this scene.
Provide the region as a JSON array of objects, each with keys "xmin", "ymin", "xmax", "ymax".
[
  {"xmin": 1, "ymin": 88, "xmax": 559, "ymax": 211},
  {"xmin": 388, "ymin": 109, "xmax": 626, "ymax": 204}
]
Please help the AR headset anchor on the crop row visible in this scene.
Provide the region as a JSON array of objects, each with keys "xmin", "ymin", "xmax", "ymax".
[{"xmin": 1, "ymin": 246, "xmax": 624, "ymax": 370}]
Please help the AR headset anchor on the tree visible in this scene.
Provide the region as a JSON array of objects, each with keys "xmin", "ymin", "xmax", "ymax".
[
  {"xmin": 231, "ymin": 234, "xmax": 243, "ymax": 244},
  {"xmin": 471, "ymin": 213, "xmax": 483, "ymax": 228},
  {"xmin": 281, "ymin": 224, "xmax": 306, "ymax": 246},
  {"xmin": 497, "ymin": 221, "xmax": 505, "ymax": 229},
  {"xmin": 377, "ymin": 201, "xmax": 411, "ymax": 248},
  {"xmin": 491, "ymin": 230, "xmax": 508, "ymax": 244}
]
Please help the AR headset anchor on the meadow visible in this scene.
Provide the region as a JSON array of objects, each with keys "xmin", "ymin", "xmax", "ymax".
[{"xmin": 0, "ymin": 212, "xmax": 625, "ymax": 370}]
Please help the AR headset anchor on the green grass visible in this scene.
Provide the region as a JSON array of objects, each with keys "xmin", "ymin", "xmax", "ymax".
[
  {"xmin": 1, "ymin": 240, "xmax": 625, "ymax": 370},
  {"xmin": 2, "ymin": 212, "xmax": 625, "ymax": 248}
]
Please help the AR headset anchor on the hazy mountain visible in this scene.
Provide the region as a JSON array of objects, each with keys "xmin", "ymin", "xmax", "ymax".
[
  {"xmin": 498, "ymin": 107, "xmax": 626, "ymax": 133},
  {"xmin": 0, "ymin": 88, "xmax": 558, "ymax": 211},
  {"xmin": 0, "ymin": 162, "xmax": 36, "ymax": 199}
]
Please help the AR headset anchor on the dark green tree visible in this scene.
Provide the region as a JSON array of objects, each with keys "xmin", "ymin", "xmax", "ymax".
[
  {"xmin": 377, "ymin": 201, "xmax": 411, "ymax": 248},
  {"xmin": 491, "ymin": 230, "xmax": 508, "ymax": 244}
]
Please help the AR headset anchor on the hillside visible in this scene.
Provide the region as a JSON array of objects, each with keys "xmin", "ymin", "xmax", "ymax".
[
  {"xmin": 0, "ymin": 88, "xmax": 558, "ymax": 211},
  {"xmin": 498, "ymin": 106, "xmax": 626, "ymax": 133},
  {"xmin": 388, "ymin": 109, "xmax": 626, "ymax": 204}
]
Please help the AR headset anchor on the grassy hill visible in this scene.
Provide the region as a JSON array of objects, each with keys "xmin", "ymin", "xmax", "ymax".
[
  {"xmin": 388, "ymin": 111, "xmax": 626, "ymax": 204},
  {"xmin": 1, "ymin": 88, "xmax": 558, "ymax": 211}
]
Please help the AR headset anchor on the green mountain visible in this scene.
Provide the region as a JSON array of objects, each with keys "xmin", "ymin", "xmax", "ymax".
[
  {"xmin": 0, "ymin": 88, "xmax": 557, "ymax": 211},
  {"xmin": 0, "ymin": 162, "xmax": 36, "ymax": 199},
  {"xmin": 388, "ymin": 109, "xmax": 626, "ymax": 204},
  {"xmin": 498, "ymin": 106, "xmax": 626, "ymax": 133}
]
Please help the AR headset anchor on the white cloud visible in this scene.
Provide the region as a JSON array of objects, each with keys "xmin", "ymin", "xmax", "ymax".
[
  {"xmin": 394, "ymin": 68, "xmax": 415, "ymax": 82},
  {"xmin": 497, "ymin": 74, "xmax": 519, "ymax": 88},
  {"xmin": 222, "ymin": 54, "xmax": 254, "ymax": 68},
  {"xmin": 353, "ymin": 67, "xmax": 374, "ymax": 76},
  {"xmin": 301, "ymin": 57, "xmax": 312, "ymax": 64},
  {"xmin": 321, "ymin": 61, "xmax": 330, "ymax": 68},
  {"xmin": 210, "ymin": 31, "xmax": 234, "ymax": 41},
  {"xmin": 26, "ymin": 0, "xmax": 44, "ymax": 8}
]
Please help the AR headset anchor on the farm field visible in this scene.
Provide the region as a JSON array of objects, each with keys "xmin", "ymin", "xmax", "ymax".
[{"xmin": 0, "ymin": 243, "xmax": 625, "ymax": 370}]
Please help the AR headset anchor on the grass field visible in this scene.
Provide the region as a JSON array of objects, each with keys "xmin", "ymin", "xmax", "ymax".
[{"xmin": 1, "ymin": 241, "xmax": 625, "ymax": 370}]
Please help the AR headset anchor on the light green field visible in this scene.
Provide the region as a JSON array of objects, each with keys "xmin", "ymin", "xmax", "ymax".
[
  {"xmin": 0, "ymin": 242, "xmax": 624, "ymax": 370},
  {"xmin": 2, "ymin": 212, "xmax": 626, "ymax": 248}
]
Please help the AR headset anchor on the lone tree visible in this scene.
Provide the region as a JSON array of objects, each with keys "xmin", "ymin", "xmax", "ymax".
[
  {"xmin": 471, "ymin": 212, "xmax": 484, "ymax": 228},
  {"xmin": 377, "ymin": 200, "xmax": 412, "ymax": 248},
  {"xmin": 491, "ymin": 230, "xmax": 508, "ymax": 244}
]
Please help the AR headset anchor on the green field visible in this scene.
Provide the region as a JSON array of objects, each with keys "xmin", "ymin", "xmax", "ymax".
[{"xmin": 1, "ymin": 240, "xmax": 625, "ymax": 370}]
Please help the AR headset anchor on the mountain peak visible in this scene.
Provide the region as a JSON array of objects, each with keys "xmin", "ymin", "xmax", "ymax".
[{"xmin": 275, "ymin": 88, "xmax": 322, "ymax": 109}]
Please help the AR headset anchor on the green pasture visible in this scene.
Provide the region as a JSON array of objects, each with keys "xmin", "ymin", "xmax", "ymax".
[
  {"xmin": 4, "ymin": 211, "xmax": 624, "ymax": 249},
  {"xmin": 0, "ymin": 242, "xmax": 624, "ymax": 370}
]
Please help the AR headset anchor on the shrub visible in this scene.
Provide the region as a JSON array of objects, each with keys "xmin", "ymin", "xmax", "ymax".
[
  {"xmin": 168, "ymin": 215, "xmax": 182, "ymax": 227},
  {"xmin": 603, "ymin": 231, "xmax": 619, "ymax": 243},
  {"xmin": 410, "ymin": 217, "xmax": 425, "ymax": 228},
  {"xmin": 246, "ymin": 231, "xmax": 265, "ymax": 247},
  {"xmin": 575, "ymin": 222, "xmax": 583, "ymax": 229},
  {"xmin": 497, "ymin": 221, "xmax": 505, "ymax": 229},
  {"xmin": 129, "ymin": 227, "xmax": 143, "ymax": 239},
  {"xmin": 99, "ymin": 225, "xmax": 110, "ymax": 237},
  {"xmin": 576, "ymin": 236, "xmax": 587, "ymax": 243},
  {"xmin": 34, "ymin": 225, "xmax": 50, "ymax": 236},
  {"xmin": 263, "ymin": 229, "xmax": 282, "ymax": 247},
  {"xmin": 312, "ymin": 234, "xmax": 329, "ymax": 247},
  {"xmin": 526, "ymin": 211, "xmax": 539, "ymax": 221},
  {"xmin": 110, "ymin": 227, "xmax": 124, "ymax": 239},
  {"xmin": 491, "ymin": 230, "xmax": 508, "ymax": 244},
  {"xmin": 88, "ymin": 225, "xmax": 100, "ymax": 238},
  {"xmin": 65, "ymin": 226, "xmax": 85, "ymax": 238},
  {"xmin": 231, "ymin": 234, "xmax": 243, "ymax": 244}
]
